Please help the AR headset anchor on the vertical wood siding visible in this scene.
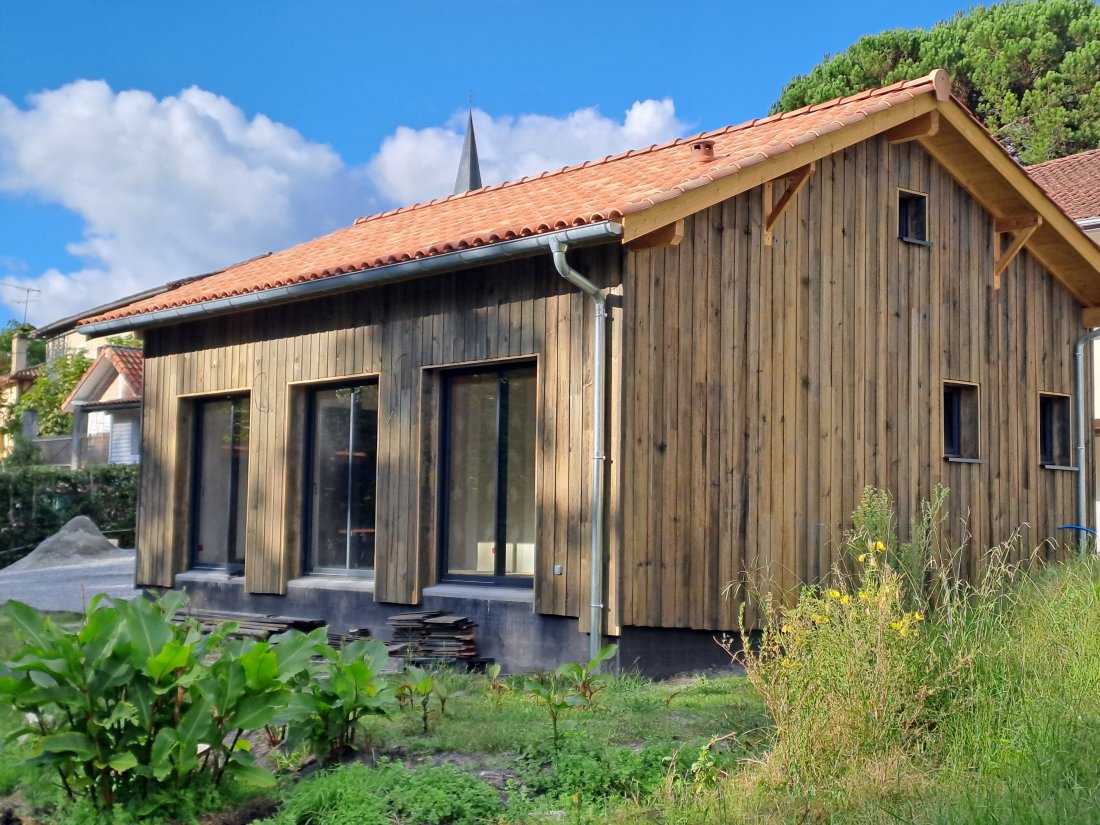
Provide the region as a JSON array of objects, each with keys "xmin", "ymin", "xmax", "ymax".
[
  {"xmin": 137, "ymin": 245, "xmax": 623, "ymax": 618},
  {"xmin": 621, "ymin": 136, "xmax": 1087, "ymax": 630}
]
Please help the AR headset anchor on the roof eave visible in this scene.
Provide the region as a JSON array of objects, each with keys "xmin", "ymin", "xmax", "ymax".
[{"xmin": 78, "ymin": 221, "xmax": 623, "ymax": 335}]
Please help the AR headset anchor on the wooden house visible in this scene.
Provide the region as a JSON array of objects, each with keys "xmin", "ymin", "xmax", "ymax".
[{"xmin": 77, "ymin": 71, "xmax": 1100, "ymax": 673}]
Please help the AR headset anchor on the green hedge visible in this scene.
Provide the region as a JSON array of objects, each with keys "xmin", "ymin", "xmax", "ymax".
[{"xmin": 0, "ymin": 464, "xmax": 138, "ymax": 563}]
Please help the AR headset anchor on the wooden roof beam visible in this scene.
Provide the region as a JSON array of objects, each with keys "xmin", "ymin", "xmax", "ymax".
[
  {"xmin": 1081, "ymin": 306, "xmax": 1100, "ymax": 329},
  {"xmin": 763, "ymin": 162, "xmax": 816, "ymax": 246},
  {"xmin": 627, "ymin": 219, "xmax": 684, "ymax": 251},
  {"xmin": 886, "ymin": 111, "xmax": 940, "ymax": 144},
  {"xmin": 995, "ymin": 213, "xmax": 1042, "ymax": 234}
]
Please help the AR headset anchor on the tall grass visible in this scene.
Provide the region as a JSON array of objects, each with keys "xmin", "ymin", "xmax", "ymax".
[{"xmin": 713, "ymin": 486, "xmax": 1100, "ymax": 823}]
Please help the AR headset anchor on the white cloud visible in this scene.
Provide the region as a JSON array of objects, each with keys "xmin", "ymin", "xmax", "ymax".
[
  {"xmin": 369, "ymin": 99, "xmax": 686, "ymax": 206},
  {"xmin": 0, "ymin": 82, "xmax": 685, "ymax": 325}
]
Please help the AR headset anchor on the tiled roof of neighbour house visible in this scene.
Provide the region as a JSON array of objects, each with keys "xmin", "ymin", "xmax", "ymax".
[
  {"xmin": 81, "ymin": 72, "xmax": 953, "ymax": 327},
  {"xmin": 1029, "ymin": 147, "xmax": 1100, "ymax": 222},
  {"xmin": 103, "ymin": 346, "xmax": 144, "ymax": 400},
  {"xmin": 0, "ymin": 365, "xmax": 42, "ymax": 389},
  {"xmin": 61, "ymin": 346, "xmax": 144, "ymax": 412}
]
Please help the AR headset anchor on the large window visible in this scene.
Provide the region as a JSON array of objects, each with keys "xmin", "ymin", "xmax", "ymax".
[
  {"xmin": 191, "ymin": 396, "xmax": 250, "ymax": 570},
  {"xmin": 441, "ymin": 364, "xmax": 536, "ymax": 583},
  {"xmin": 305, "ymin": 382, "xmax": 379, "ymax": 574}
]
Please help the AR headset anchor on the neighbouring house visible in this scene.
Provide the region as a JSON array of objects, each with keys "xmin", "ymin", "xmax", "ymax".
[
  {"xmin": 62, "ymin": 346, "xmax": 143, "ymax": 468},
  {"xmin": 75, "ymin": 71, "xmax": 1100, "ymax": 674},
  {"xmin": 0, "ymin": 334, "xmax": 43, "ymax": 456}
]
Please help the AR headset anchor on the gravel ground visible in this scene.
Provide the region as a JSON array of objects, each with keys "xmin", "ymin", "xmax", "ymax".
[{"xmin": 0, "ymin": 553, "xmax": 141, "ymax": 613}]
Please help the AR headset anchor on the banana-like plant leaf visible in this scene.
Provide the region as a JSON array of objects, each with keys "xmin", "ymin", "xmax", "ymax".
[
  {"xmin": 4, "ymin": 601, "xmax": 56, "ymax": 651},
  {"xmin": 39, "ymin": 731, "xmax": 96, "ymax": 760}
]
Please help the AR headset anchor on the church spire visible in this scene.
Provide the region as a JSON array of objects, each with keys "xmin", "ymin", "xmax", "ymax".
[{"xmin": 453, "ymin": 110, "xmax": 483, "ymax": 195}]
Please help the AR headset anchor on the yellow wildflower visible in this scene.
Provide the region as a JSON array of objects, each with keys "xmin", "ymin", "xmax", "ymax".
[
  {"xmin": 858, "ymin": 553, "xmax": 868, "ymax": 563},
  {"xmin": 840, "ymin": 594, "xmax": 851, "ymax": 605},
  {"xmin": 781, "ymin": 624, "xmax": 792, "ymax": 634},
  {"xmin": 827, "ymin": 589, "xmax": 841, "ymax": 599},
  {"xmin": 913, "ymin": 612, "xmax": 924, "ymax": 622},
  {"xmin": 875, "ymin": 540, "xmax": 886, "ymax": 553},
  {"xmin": 858, "ymin": 591, "xmax": 869, "ymax": 601}
]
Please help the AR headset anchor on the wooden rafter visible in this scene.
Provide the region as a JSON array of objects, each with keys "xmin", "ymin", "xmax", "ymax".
[
  {"xmin": 886, "ymin": 111, "xmax": 940, "ymax": 144},
  {"xmin": 627, "ymin": 219, "xmax": 684, "ymax": 251},
  {"xmin": 994, "ymin": 213, "xmax": 1041, "ymax": 290},
  {"xmin": 763, "ymin": 162, "xmax": 816, "ymax": 246}
]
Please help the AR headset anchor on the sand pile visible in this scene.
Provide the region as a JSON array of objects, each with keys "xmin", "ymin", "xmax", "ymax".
[{"xmin": 3, "ymin": 516, "xmax": 134, "ymax": 572}]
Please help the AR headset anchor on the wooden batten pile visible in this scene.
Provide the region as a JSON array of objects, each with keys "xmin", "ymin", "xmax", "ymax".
[
  {"xmin": 386, "ymin": 611, "xmax": 478, "ymax": 662},
  {"xmin": 171, "ymin": 608, "xmax": 325, "ymax": 640}
]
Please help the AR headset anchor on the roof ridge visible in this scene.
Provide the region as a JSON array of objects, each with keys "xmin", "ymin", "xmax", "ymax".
[
  {"xmin": 349, "ymin": 71, "xmax": 942, "ymax": 231},
  {"xmin": 1030, "ymin": 146, "xmax": 1100, "ymax": 172}
]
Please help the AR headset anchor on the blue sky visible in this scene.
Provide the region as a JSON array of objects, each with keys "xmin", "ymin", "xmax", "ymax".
[{"xmin": 0, "ymin": 0, "xmax": 969, "ymax": 326}]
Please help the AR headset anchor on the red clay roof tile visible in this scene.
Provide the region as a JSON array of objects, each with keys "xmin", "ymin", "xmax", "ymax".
[
  {"xmin": 1029, "ymin": 148, "xmax": 1100, "ymax": 222},
  {"xmin": 83, "ymin": 73, "xmax": 942, "ymax": 327}
]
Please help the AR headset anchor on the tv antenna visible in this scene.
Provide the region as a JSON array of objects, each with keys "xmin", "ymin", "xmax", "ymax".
[{"xmin": 0, "ymin": 282, "xmax": 41, "ymax": 324}]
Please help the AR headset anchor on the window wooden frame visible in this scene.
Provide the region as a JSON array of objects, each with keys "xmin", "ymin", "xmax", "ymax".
[
  {"xmin": 898, "ymin": 188, "xmax": 930, "ymax": 246},
  {"xmin": 438, "ymin": 361, "xmax": 537, "ymax": 587},
  {"xmin": 942, "ymin": 380, "xmax": 981, "ymax": 462},
  {"xmin": 188, "ymin": 394, "xmax": 250, "ymax": 572},
  {"xmin": 301, "ymin": 378, "xmax": 380, "ymax": 578},
  {"xmin": 1038, "ymin": 392, "xmax": 1073, "ymax": 469}
]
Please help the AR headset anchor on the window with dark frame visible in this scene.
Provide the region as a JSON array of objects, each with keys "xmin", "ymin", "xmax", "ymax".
[
  {"xmin": 899, "ymin": 190, "xmax": 928, "ymax": 244},
  {"xmin": 304, "ymin": 381, "xmax": 379, "ymax": 575},
  {"xmin": 943, "ymin": 382, "xmax": 979, "ymax": 460},
  {"xmin": 1039, "ymin": 393, "xmax": 1072, "ymax": 467},
  {"xmin": 440, "ymin": 363, "xmax": 536, "ymax": 584},
  {"xmin": 190, "ymin": 396, "xmax": 250, "ymax": 571}
]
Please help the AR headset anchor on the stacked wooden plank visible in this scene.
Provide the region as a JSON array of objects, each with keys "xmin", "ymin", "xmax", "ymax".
[
  {"xmin": 385, "ymin": 611, "xmax": 478, "ymax": 663},
  {"xmin": 327, "ymin": 626, "xmax": 373, "ymax": 649},
  {"xmin": 172, "ymin": 608, "xmax": 324, "ymax": 640}
]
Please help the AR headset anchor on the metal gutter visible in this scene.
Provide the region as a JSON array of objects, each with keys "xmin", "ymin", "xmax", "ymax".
[
  {"xmin": 548, "ymin": 236, "xmax": 609, "ymax": 665},
  {"xmin": 79, "ymin": 222, "xmax": 623, "ymax": 336}
]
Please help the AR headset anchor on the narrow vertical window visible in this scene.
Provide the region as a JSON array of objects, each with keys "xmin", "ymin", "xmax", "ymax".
[
  {"xmin": 441, "ymin": 364, "xmax": 536, "ymax": 583},
  {"xmin": 305, "ymin": 382, "xmax": 379, "ymax": 574},
  {"xmin": 943, "ymin": 381, "xmax": 979, "ymax": 460},
  {"xmin": 191, "ymin": 396, "xmax": 250, "ymax": 570},
  {"xmin": 1039, "ymin": 393, "xmax": 1072, "ymax": 467},
  {"xmin": 899, "ymin": 190, "xmax": 928, "ymax": 244}
]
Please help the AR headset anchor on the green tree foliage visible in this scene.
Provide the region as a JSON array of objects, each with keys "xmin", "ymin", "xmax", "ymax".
[
  {"xmin": 3, "ymin": 351, "xmax": 91, "ymax": 437},
  {"xmin": 106, "ymin": 334, "xmax": 142, "ymax": 350},
  {"xmin": 0, "ymin": 321, "xmax": 46, "ymax": 375},
  {"xmin": 773, "ymin": 0, "xmax": 1100, "ymax": 163}
]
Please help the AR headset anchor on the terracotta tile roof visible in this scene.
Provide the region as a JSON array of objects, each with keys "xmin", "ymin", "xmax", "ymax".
[
  {"xmin": 0, "ymin": 365, "xmax": 42, "ymax": 389},
  {"xmin": 83, "ymin": 73, "xmax": 945, "ymax": 327},
  {"xmin": 1029, "ymin": 148, "xmax": 1100, "ymax": 222},
  {"xmin": 104, "ymin": 346, "xmax": 144, "ymax": 400}
]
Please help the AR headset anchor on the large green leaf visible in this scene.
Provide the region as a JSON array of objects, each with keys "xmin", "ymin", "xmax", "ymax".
[
  {"xmin": 239, "ymin": 643, "xmax": 279, "ymax": 690},
  {"xmin": 122, "ymin": 597, "xmax": 173, "ymax": 667},
  {"xmin": 223, "ymin": 760, "xmax": 276, "ymax": 788},
  {"xmin": 108, "ymin": 751, "xmax": 139, "ymax": 772},
  {"xmin": 177, "ymin": 697, "xmax": 215, "ymax": 751},
  {"xmin": 150, "ymin": 727, "xmax": 177, "ymax": 781},
  {"xmin": 200, "ymin": 659, "xmax": 245, "ymax": 715},
  {"xmin": 39, "ymin": 731, "xmax": 95, "ymax": 760},
  {"xmin": 144, "ymin": 641, "xmax": 192, "ymax": 683},
  {"xmin": 4, "ymin": 600, "xmax": 57, "ymax": 651},
  {"xmin": 226, "ymin": 700, "xmax": 275, "ymax": 732}
]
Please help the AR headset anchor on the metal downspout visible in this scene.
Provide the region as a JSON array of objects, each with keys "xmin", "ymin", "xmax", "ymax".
[
  {"xmin": 1074, "ymin": 327, "xmax": 1100, "ymax": 538},
  {"xmin": 549, "ymin": 237, "xmax": 607, "ymax": 664}
]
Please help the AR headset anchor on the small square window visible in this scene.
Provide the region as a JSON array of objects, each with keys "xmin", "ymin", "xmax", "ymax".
[
  {"xmin": 899, "ymin": 190, "xmax": 928, "ymax": 244},
  {"xmin": 943, "ymin": 381, "xmax": 979, "ymax": 460},
  {"xmin": 1039, "ymin": 393, "xmax": 1072, "ymax": 467}
]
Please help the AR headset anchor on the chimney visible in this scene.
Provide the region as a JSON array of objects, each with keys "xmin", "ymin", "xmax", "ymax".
[
  {"xmin": 690, "ymin": 139, "xmax": 716, "ymax": 162},
  {"xmin": 12, "ymin": 333, "xmax": 27, "ymax": 372}
]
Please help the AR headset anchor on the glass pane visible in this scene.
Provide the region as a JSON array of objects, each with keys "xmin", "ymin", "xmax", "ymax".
[
  {"xmin": 445, "ymin": 372, "xmax": 499, "ymax": 576},
  {"xmin": 503, "ymin": 368, "xmax": 536, "ymax": 576},
  {"xmin": 309, "ymin": 384, "xmax": 378, "ymax": 572},
  {"xmin": 194, "ymin": 399, "xmax": 248, "ymax": 568}
]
